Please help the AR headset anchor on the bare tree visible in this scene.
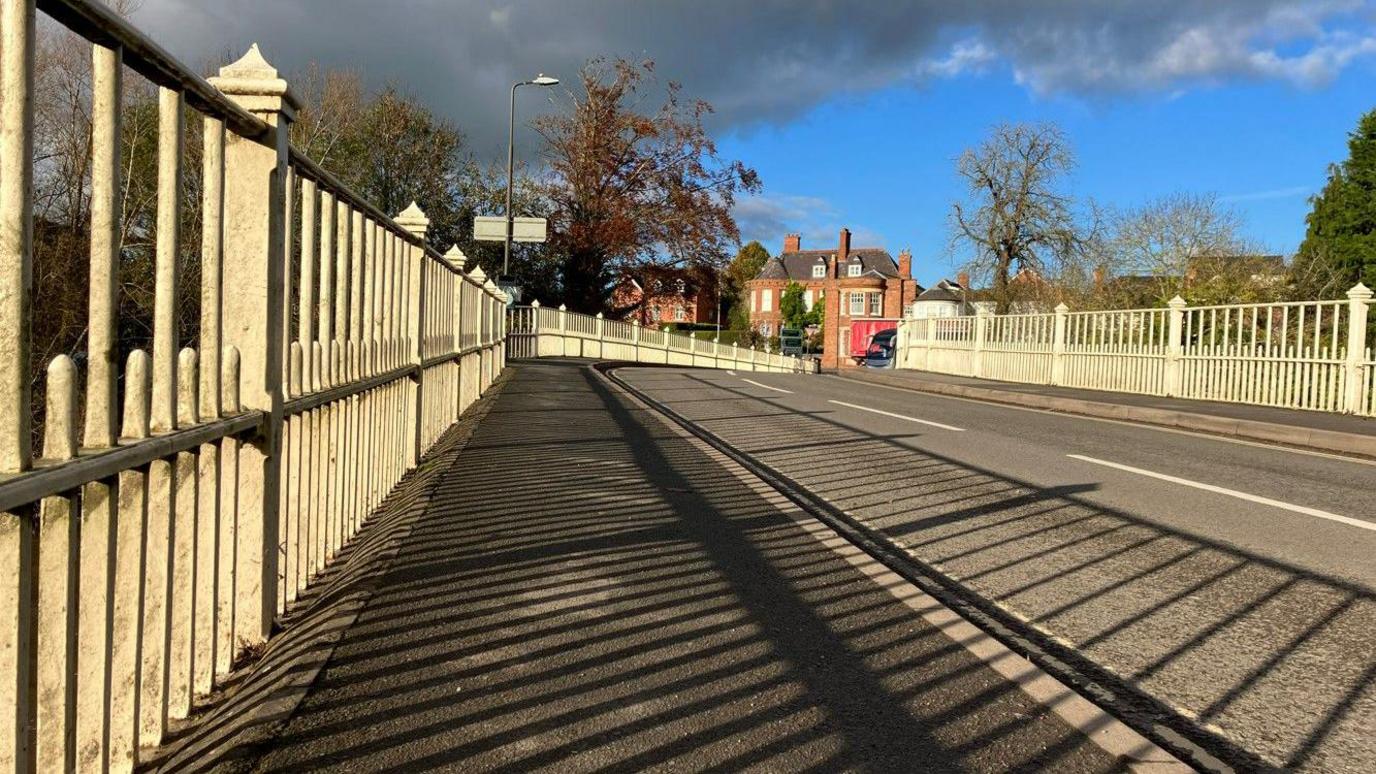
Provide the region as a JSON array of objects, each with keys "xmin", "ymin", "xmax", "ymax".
[
  {"xmin": 1098, "ymin": 192, "xmax": 1273, "ymax": 306},
  {"xmin": 951, "ymin": 122, "xmax": 1082, "ymax": 313}
]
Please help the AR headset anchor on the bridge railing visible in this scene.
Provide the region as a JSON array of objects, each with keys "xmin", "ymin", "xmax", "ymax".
[
  {"xmin": 898, "ymin": 285, "xmax": 1375, "ymax": 415},
  {"xmin": 0, "ymin": 2, "xmax": 507, "ymax": 770},
  {"xmin": 508, "ymin": 304, "xmax": 816, "ymax": 373}
]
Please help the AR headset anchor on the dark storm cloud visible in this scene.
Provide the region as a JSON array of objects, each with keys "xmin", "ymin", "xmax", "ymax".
[{"xmin": 131, "ymin": 0, "xmax": 1374, "ymax": 160}]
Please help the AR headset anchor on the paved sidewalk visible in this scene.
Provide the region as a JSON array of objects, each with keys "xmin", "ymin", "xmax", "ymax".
[
  {"xmin": 176, "ymin": 360, "xmax": 1170, "ymax": 772},
  {"xmin": 838, "ymin": 368, "xmax": 1376, "ymax": 456}
]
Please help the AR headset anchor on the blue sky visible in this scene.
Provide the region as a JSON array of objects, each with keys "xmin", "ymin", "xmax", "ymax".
[{"xmin": 722, "ymin": 55, "xmax": 1376, "ymax": 287}]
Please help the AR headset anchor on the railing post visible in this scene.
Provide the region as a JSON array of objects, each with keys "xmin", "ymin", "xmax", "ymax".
[
  {"xmin": 530, "ymin": 299, "xmax": 541, "ymax": 357},
  {"xmin": 595, "ymin": 312, "xmax": 604, "ymax": 359},
  {"xmin": 558, "ymin": 304, "xmax": 568, "ymax": 357},
  {"xmin": 1165, "ymin": 295, "xmax": 1187, "ymax": 397},
  {"xmin": 973, "ymin": 307, "xmax": 989, "ymax": 378},
  {"xmin": 1344, "ymin": 283, "xmax": 1371, "ymax": 413},
  {"xmin": 208, "ymin": 44, "xmax": 297, "ymax": 648},
  {"xmin": 632, "ymin": 319, "xmax": 641, "ymax": 362},
  {"xmin": 1051, "ymin": 303, "xmax": 1069, "ymax": 386},
  {"xmin": 395, "ymin": 202, "xmax": 429, "ymax": 465},
  {"xmin": 483, "ymin": 280, "xmax": 499, "ymax": 387}
]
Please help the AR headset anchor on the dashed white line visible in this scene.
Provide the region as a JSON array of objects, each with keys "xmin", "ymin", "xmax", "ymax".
[
  {"xmin": 726, "ymin": 370, "xmax": 737, "ymax": 376},
  {"xmin": 1066, "ymin": 454, "xmax": 1374, "ymax": 533},
  {"xmin": 827, "ymin": 400, "xmax": 966, "ymax": 432},
  {"xmin": 742, "ymin": 378, "xmax": 792, "ymax": 394}
]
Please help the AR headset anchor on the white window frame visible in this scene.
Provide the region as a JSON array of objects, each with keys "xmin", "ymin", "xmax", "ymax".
[
  {"xmin": 868, "ymin": 293, "xmax": 882, "ymax": 317},
  {"xmin": 812, "ymin": 264, "xmax": 825, "ymax": 279},
  {"xmin": 848, "ymin": 263, "xmax": 862, "ymax": 277},
  {"xmin": 849, "ymin": 292, "xmax": 864, "ymax": 317},
  {"xmin": 803, "ymin": 289, "xmax": 814, "ymax": 310},
  {"xmin": 751, "ymin": 289, "xmax": 758, "ymax": 312},
  {"xmin": 761, "ymin": 288, "xmax": 774, "ymax": 312}
]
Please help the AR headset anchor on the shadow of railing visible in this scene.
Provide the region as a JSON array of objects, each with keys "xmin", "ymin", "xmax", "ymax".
[
  {"xmin": 617, "ymin": 369, "xmax": 1376, "ymax": 772},
  {"xmin": 238, "ymin": 362, "xmax": 1119, "ymax": 772}
]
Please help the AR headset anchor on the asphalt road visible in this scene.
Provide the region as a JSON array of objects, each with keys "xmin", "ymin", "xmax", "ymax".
[
  {"xmin": 616, "ymin": 366, "xmax": 1376, "ymax": 773},
  {"xmin": 246, "ymin": 361, "xmax": 1168, "ymax": 773}
]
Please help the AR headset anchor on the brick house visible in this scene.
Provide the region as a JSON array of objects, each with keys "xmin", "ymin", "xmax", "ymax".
[
  {"xmin": 611, "ymin": 267, "xmax": 719, "ymax": 328},
  {"xmin": 745, "ymin": 229, "xmax": 922, "ymax": 368}
]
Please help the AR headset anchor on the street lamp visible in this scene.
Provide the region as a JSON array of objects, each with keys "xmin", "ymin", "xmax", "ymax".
[{"xmin": 505, "ymin": 73, "xmax": 559, "ymax": 280}]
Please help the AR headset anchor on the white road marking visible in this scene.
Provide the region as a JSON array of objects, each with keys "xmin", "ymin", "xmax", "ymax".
[
  {"xmin": 828, "ymin": 400, "xmax": 966, "ymax": 432},
  {"xmin": 1067, "ymin": 453, "xmax": 1375, "ymax": 533},
  {"xmin": 726, "ymin": 370, "xmax": 737, "ymax": 376},
  {"xmin": 827, "ymin": 374, "xmax": 1376, "ymax": 467},
  {"xmin": 742, "ymin": 378, "xmax": 792, "ymax": 394},
  {"xmin": 602, "ymin": 369, "xmax": 1184, "ymax": 769}
]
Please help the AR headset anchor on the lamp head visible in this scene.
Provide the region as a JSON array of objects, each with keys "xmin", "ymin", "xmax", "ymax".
[{"xmin": 531, "ymin": 74, "xmax": 559, "ymax": 86}]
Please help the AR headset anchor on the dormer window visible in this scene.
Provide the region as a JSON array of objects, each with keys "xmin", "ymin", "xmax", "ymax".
[
  {"xmin": 847, "ymin": 263, "xmax": 861, "ymax": 277},
  {"xmin": 812, "ymin": 263, "xmax": 825, "ymax": 279}
]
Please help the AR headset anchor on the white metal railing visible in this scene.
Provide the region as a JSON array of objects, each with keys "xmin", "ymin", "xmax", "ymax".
[
  {"xmin": 507, "ymin": 304, "xmax": 816, "ymax": 374},
  {"xmin": 897, "ymin": 286, "xmax": 1375, "ymax": 415},
  {"xmin": 0, "ymin": 3, "xmax": 508, "ymax": 770}
]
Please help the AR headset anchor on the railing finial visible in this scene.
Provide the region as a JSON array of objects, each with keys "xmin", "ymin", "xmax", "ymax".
[
  {"xmin": 1168, "ymin": 295, "xmax": 1188, "ymax": 309},
  {"xmin": 209, "ymin": 43, "xmax": 299, "ymax": 117},
  {"xmin": 396, "ymin": 201, "xmax": 429, "ymax": 239},
  {"xmin": 443, "ymin": 244, "xmax": 467, "ymax": 271},
  {"xmin": 1348, "ymin": 282, "xmax": 1373, "ymax": 300}
]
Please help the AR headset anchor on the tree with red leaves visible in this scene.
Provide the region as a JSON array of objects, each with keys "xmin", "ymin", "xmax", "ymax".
[{"xmin": 537, "ymin": 58, "xmax": 761, "ymax": 315}]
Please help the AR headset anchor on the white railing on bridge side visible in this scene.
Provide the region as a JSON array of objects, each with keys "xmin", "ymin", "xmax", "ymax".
[
  {"xmin": 507, "ymin": 304, "xmax": 817, "ymax": 374},
  {"xmin": 898, "ymin": 285, "xmax": 1375, "ymax": 415},
  {"xmin": 0, "ymin": 2, "xmax": 508, "ymax": 770}
]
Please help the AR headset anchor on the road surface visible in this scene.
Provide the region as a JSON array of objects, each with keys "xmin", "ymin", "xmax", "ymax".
[
  {"xmin": 616, "ymin": 365, "xmax": 1376, "ymax": 773},
  {"xmin": 235, "ymin": 361, "xmax": 1174, "ymax": 772}
]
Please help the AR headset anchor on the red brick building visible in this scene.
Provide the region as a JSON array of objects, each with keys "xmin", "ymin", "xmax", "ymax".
[
  {"xmin": 745, "ymin": 229, "xmax": 921, "ymax": 368},
  {"xmin": 611, "ymin": 267, "xmax": 719, "ymax": 328}
]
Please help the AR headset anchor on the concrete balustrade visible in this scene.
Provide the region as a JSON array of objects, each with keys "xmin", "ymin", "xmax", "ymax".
[
  {"xmin": 507, "ymin": 305, "xmax": 816, "ymax": 373},
  {"xmin": 0, "ymin": 2, "xmax": 509, "ymax": 769}
]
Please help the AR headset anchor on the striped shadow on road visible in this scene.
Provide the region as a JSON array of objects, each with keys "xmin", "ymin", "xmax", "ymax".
[{"xmin": 620, "ymin": 367, "xmax": 1376, "ymax": 773}]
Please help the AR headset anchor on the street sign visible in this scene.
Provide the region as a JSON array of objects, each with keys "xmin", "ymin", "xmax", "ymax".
[{"xmin": 474, "ymin": 215, "xmax": 547, "ymax": 243}]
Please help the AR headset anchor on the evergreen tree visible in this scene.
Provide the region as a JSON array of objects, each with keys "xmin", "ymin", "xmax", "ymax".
[
  {"xmin": 724, "ymin": 241, "xmax": 770, "ymax": 329},
  {"xmin": 1298, "ymin": 108, "xmax": 1376, "ymax": 292},
  {"xmin": 779, "ymin": 282, "xmax": 807, "ymax": 328}
]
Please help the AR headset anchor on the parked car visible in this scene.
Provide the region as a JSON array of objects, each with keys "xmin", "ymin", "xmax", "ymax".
[{"xmin": 863, "ymin": 328, "xmax": 897, "ymax": 368}]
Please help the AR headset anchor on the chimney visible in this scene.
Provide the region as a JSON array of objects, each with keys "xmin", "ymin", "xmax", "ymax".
[
  {"xmin": 898, "ymin": 248, "xmax": 912, "ymax": 278},
  {"xmin": 957, "ymin": 271, "xmax": 970, "ymax": 289},
  {"xmin": 827, "ymin": 252, "xmax": 838, "ymax": 279},
  {"xmin": 783, "ymin": 233, "xmax": 801, "ymax": 253},
  {"xmin": 838, "ymin": 228, "xmax": 851, "ymax": 261}
]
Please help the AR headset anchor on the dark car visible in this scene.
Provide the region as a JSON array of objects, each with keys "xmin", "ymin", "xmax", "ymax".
[{"xmin": 863, "ymin": 328, "xmax": 898, "ymax": 368}]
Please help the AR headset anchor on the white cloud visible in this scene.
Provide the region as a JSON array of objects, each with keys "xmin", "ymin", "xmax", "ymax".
[{"xmin": 915, "ymin": 39, "xmax": 999, "ymax": 79}]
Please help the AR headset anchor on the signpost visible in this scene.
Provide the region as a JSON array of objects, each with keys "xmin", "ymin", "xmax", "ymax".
[
  {"xmin": 475, "ymin": 215, "xmax": 548, "ymax": 305},
  {"xmin": 474, "ymin": 215, "xmax": 547, "ymax": 244}
]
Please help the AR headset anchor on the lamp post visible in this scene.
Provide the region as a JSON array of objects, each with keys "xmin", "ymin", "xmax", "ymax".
[{"xmin": 505, "ymin": 73, "xmax": 558, "ymax": 280}]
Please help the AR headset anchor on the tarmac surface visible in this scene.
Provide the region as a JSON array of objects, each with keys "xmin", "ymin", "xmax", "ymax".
[
  {"xmin": 201, "ymin": 360, "xmax": 1175, "ymax": 772},
  {"xmin": 617, "ymin": 364, "xmax": 1376, "ymax": 772}
]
